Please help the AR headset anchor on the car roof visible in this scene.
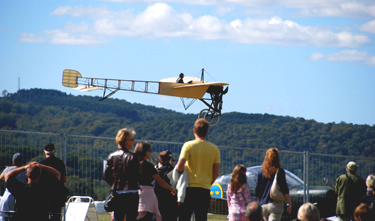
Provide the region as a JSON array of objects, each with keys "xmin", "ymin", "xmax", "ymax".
[{"xmin": 215, "ymin": 165, "xmax": 303, "ymax": 189}]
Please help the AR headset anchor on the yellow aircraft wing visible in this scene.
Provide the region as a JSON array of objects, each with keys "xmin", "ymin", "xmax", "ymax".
[{"xmin": 159, "ymin": 82, "xmax": 229, "ymax": 99}]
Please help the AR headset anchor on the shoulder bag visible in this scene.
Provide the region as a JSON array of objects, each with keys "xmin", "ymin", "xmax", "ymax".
[
  {"xmin": 104, "ymin": 152, "xmax": 126, "ymax": 212},
  {"xmin": 270, "ymin": 168, "xmax": 287, "ymax": 202}
]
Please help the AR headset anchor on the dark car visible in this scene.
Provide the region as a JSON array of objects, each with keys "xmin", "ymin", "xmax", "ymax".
[{"xmin": 209, "ymin": 166, "xmax": 336, "ymax": 220}]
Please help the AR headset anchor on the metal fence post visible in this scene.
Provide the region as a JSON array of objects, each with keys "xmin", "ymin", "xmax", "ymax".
[
  {"xmin": 306, "ymin": 151, "xmax": 309, "ymax": 203},
  {"xmin": 60, "ymin": 132, "xmax": 67, "ymax": 221},
  {"xmin": 303, "ymin": 151, "xmax": 306, "ymax": 203},
  {"xmin": 303, "ymin": 151, "xmax": 310, "ymax": 204},
  {"xmin": 60, "ymin": 133, "xmax": 67, "ymax": 166}
]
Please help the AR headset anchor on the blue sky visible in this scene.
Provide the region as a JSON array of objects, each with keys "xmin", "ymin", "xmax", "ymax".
[{"xmin": 1, "ymin": 0, "xmax": 374, "ymax": 126}]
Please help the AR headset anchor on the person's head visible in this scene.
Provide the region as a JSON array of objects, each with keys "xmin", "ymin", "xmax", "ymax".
[
  {"xmin": 134, "ymin": 142, "xmax": 152, "ymax": 160},
  {"xmin": 354, "ymin": 203, "xmax": 373, "ymax": 221},
  {"xmin": 365, "ymin": 174, "xmax": 374, "ymax": 188},
  {"xmin": 261, "ymin": 148, "xmax": 281, "ymax": 178},
  {"xmin": 230, "ymin": 164, "xmax": 247, "ymax": 193},
  {"xmin": 43, "ymin": 143, "xmax": 56, "ymax": 156},
  {"xmin": 179, "ymin": 73, "xmax": 184, "ymax": 78},
  {"xmin": 12, "ymin": 153, "xmax": 24, "ymax": 167},
  {"xmin": 26, "ymin": 162, "xmax": 42, "ymax": 181},
  {"xmin": 297, "ymin": 203, "xmax": 320, "ymax": 221},
  {"xmin": 193, "ymin": 118, "xmax": 209, "ymax": 138},
  {"xmin": 116, "ymin": 128, "xmax": 136, "ymax": 150},
  {"xmin": 157, "ymin": 150, "xmax": 173, "ymax": 165},
  {"xmin": 346, "ymin": 161, "xmax": 358, "ymax": 173},
  {"xmin": 245, "ymin": 201, "xmax": 263, "ymax": 221}
]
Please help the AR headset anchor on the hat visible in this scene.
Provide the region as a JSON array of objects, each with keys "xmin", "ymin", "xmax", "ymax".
[
  {"xmin": 346, "ymin": 161, "xmax": 358, "ymax": 171},
  {"xmin": 44, "ymin": 143, "xmax": 55, "ymax": 153},
  {"xmin": 157, "ymin": 150, "xmax": 172, "ymax": 164},
  {"xmin": 12, "ymin": 153, "xmax": 23, "ymax": 164}
]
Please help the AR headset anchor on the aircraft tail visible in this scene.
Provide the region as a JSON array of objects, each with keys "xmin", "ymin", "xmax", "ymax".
[{"xmin": 62, "ymin": 69, "xmax": 82, "ymax": 88}]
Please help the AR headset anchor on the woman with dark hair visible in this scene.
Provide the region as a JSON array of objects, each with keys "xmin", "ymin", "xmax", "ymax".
[
  {"xmin": 227, "ymin": 164, "xmax": 252, "ymax": 221},
  {"xmin": 104, "ymin": 128, "xmax": 142, "ymax": 221},
  {"xmin": 255, "ymin": 148, "xmax": 292, "ymax": 221},
  {"xmin": 134, "ymin": 142, "xmax": 175, "ymax": 221}
]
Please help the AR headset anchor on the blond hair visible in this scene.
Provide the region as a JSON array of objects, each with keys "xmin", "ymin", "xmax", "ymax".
[
  {"xmin": 297, "ymin": 203, "xmax": 320, "ymax": 221},
  {"xmin": 116, "ymin": 128, "xmax": 136, "ymax": 148}
]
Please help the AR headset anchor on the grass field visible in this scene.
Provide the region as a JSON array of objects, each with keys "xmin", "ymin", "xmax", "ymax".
[{"xmin": 97, "ymin": 213, "xmax": 227, "ymax": 221}]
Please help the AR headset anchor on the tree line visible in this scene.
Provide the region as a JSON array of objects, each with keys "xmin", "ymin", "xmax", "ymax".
[{"xmin": 1, "ymin": 88, "xmax": 374, "ymax": 158}]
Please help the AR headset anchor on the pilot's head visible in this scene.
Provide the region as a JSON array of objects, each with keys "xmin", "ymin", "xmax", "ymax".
[{"xmin": 179, "ymin": 73, "xmax": 184, "ymax": 78}]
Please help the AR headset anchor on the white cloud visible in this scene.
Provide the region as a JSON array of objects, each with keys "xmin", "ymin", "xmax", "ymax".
[
  {"xmin": 214, "ymin": 5, "xmax": 233, "ymax": 16},
  {"xmin": 309, "ymin": 50, "xmax": 375, "ymax": 66},
  {"xmin": 19, "ymin": 33, "xmax": 46, "ymax": 43},
  {"xmin": 20, "ymin": 3, "xmax": 372, "ymax": 47},
  {"xmin": 309, "ymin": 53, "xmax": 325, "ymax": 61},
  {"xmin": 51, "ymin": 5, "xmax": 114, "ymax": 18},
  {"xmin": 359, "ymin": 19, "xmax": 375, "ymax": 34},
  {"xmin": 100, "ymin": 0, "xmax": 375, "ymax": 18},
  {"xmin": 296, "ymin": 2, "xmax": 375, "ymax": 18}
]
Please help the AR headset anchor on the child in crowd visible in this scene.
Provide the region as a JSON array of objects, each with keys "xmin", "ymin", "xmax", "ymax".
[{"xmin": 227, "ymin": 165, "xmax": 252, "ymax": 221}]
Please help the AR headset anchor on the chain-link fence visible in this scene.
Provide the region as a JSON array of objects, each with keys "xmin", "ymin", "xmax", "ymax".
[{"xmin": 1, "ymin": 129, "xmax": 374, "ymax": 218}]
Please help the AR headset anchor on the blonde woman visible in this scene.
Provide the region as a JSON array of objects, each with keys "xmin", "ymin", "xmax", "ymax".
[
  {"xmin": 104, "ymin": 128, "xmax": 142, "ymax": 221},
  {"xmin": 227, "ymin": 165, "xmax": 252, "ymax": 221},
  {"xmin": 255, "ymin": 148, "xmax": 292, "ymax": 221}
]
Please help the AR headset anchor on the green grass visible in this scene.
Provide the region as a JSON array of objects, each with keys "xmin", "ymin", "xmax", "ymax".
[
  {"xmin": 97, "ymin": 213, "xmax": 227, "ymax": 221},
  {"xmin": 98, "ymin": 213, "xmax": 111, "ymax": 221}
]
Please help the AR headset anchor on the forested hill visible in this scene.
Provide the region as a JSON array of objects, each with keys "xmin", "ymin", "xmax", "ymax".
[{"xmin": 1, "ymin": 89, "xmax": 374, "ymax": 158}]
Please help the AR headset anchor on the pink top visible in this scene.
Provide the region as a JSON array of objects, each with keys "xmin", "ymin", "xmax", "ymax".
[{"xmin": 227, "ymin": 183, "xmax": 252, "ymax": 221}]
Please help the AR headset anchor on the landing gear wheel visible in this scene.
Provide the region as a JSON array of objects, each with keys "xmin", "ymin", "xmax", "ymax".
[
  {"xmin": 198, "ymin": 109, "xmax": 209, "ymax": 119},
  {"xmin": 204, "ymin": 110, "xmax": 220, "ymax": 126},
  {"xmin": 198, "ymin": 109, "xmax": 220, "ymax": 126}
]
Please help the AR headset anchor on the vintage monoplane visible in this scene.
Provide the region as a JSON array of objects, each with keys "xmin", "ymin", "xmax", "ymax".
[{"xmin": 62, "ymin": 69, "xmax": 229, "ymax": 125}]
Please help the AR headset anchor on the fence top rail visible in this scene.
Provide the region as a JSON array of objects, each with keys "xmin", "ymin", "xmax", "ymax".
[
  {"xmin": 309, "ymin": 152, "xmax": 375, "ymax": 160},
  {"xmin": 0, "ymin": 129, "xmax": 61, "ymax": 136}
]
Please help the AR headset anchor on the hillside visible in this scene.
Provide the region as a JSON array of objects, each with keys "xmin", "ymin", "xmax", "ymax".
[{"xmin": 1, "ymin": 89, "xmax": 374, "ymax": 157}]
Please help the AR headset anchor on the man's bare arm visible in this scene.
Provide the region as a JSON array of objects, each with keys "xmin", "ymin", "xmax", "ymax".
[
  {"xmin": 5, "ymin": 166, "xmax": 26, "ymax": 182},
  {"xmin": 212, "ymin": 163, "xmax": 220, "ymax": 185},
  {"xmin": 38, "ymin": 163, "xmax": 61, "ymax": 181},
  {"xmin": 176, "ymin": 158, "xmax": 186, "ymax": 173}
]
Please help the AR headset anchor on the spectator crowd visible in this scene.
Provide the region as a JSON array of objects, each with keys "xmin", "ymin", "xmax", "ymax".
[{"xmin": 0, "ymin": 118, "xmax": 374, "ymax": 221}]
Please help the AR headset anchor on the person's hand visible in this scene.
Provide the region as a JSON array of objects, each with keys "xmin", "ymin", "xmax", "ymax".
[
  {"xmin": 287, "ymin": 204, "xmax": 292, "ymax": 214},
  {"xmin": 30, "ymin": 162, "xmax": 39, "ymax": 167},
  {"xmin": 170, "ymin": 188, "xmax": 177, "ymax": 195}
]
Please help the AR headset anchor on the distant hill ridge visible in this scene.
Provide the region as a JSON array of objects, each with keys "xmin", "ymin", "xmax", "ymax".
[{"xmin": 1, "ymin": 88, "xmax": 374, "ymax": 157}]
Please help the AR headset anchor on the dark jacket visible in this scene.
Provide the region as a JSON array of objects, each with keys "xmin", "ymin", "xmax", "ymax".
[
  {"xmin": 334, "ymin": 171, "xmax": 366, "ymax": 216},
  {"xmin": 104, "ymin": 148, "xmax": 141, "ymax": 191},
  {"xmin": 255, "ymin": 168, "xmax": 289, "ymax": 205},
  {"xmin": 6, "ymin": 176, "xmax": 51, "ymax": 221}
]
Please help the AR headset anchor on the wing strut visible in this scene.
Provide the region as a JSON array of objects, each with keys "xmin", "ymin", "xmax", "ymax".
[{"xmin": 180, "ymin": 98, "xmax": 197, "ymax": 110}]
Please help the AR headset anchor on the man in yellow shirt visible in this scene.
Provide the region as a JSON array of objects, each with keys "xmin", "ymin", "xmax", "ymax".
[{"xmin": 176, "ymin": 118, "xmax": 220, "ymax": 221}]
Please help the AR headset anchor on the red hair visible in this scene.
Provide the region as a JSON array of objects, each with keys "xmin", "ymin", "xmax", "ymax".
[{"xmin": 261, "ymin": 148, "xmax": 281, "ymax": 178}]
